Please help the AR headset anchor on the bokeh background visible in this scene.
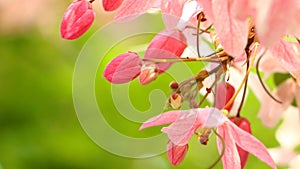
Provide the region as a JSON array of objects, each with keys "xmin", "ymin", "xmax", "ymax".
[{"xmin": 0, "ymin": 0, "xmax": 284, "ymax": 169}]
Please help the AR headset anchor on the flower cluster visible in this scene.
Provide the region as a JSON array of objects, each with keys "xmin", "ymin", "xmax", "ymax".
[{"xmin": 61, "ymin": 0, "xmax": 300, "ymax": 168}]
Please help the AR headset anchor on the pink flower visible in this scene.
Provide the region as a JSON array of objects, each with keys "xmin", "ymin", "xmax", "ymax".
[
  {"xmin": 102, "ymin": 0, "xmax": 123, "ymax": 11},
  {"xmin": 60, "ymin": 0, "xmax": 95, "ymax": 40},
  {"xmin": 217, "ymin": 119, "xmax": 276, "ymax": 169},
  {"xmin": 140, "ymin": 108, "xmax": 276, "ymax": 168},
  {"xmin": 139, "ymin": 29, "xmax": 187, "ymax": 85},
  {"xmin": 103, "ymin": 52, "xmax": 142, "ymax": 84}
]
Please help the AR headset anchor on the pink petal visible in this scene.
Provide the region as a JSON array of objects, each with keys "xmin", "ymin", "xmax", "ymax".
[
  {"xmin": 161, "ymin": 108, "xmax": 202, "ymax": 146},
  {"xmin": 60, "ymin": 0, "xmax": 95, "ymax": 40},
  {"xmin": 230, "ymin": 117, "xmax": 252, "ymax": 168},
  {"xmin": 167, "ymin": 141, "xmax": 188, "ymax": 166},
  {"xmin": 228, "ymin": 121, "xmax": 277, "ymax": 169},
  {"xmin": 231, "ymin": 0, "xmax": 255, "ymax": 20},
  {"xmin": 161, "ymin": 0, "xmax": 185, "ymax": 30},
  {"xmin": 139, "ymin": 110, "xmax": 181, "ymax": 130},
  {"xmin": 144, "ymin": 29, "xmax": 187, "ymax": 73},
  {"xmin": 215, "ymin": 82, "xmax": 235, "ymax": 111},
  {"xmin": 114, "ymin": 0, "xmax": 161, "ymax": 22},
  {"xmin": 197, "ymin": 0, "xmax": 214, "ymax": 21},
  {"xmin": 172, "ymin": 0, "xmax": 200, "ymax": 31},
  {"xmin": 258, "ymin": 50, "xmax": 287, "ymax": 78},
  {"xmin": 162, "ymin": 108, "xmax": 226, "ymax": 145},
  {"xmin": 255, "ymin": 0, "xmax": 298, "ymax": 47},
  {"xmin": 270, "ymin": 40, "xmax": 300, "ymax": 71},
  {"xmin": 103, "ymin": 52, "xmax": 142, "ymax": 84},
  {"xmin": 217, "ymin": 124, "xmax": 241, "ymax": 169},
  {"xmin": 212, "ymin": 0, "xmax": 248, "ymax": 57},
  {"xmin": 102, "ymin": 0, "xmax": 123, "ymax": 11}
]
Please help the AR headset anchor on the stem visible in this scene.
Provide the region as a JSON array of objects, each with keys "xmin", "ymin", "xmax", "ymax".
[
  {"xmin": 206, "ymin": 129, "xmax": 225, "ymax": 169},
  {"xmin": 198, "ymin": 79, "xmax": 217, "ymax": 107},
  {"xmin": 223, "ymin": 43, "xmax": 259, "ymax": 110},
  {"xmin": 89, "ymin": 0, "xmax": 95, "ymax": 3},
  {"xmin": 256, "ymin": 54, "xmax": 282, "ymax": 103},
  {"xmin": 142, "ymin": 55, "xmax": 228, "ymax": 63}
]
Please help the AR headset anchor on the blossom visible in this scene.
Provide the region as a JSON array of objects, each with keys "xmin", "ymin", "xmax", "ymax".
[
  {"xmin": 60, "ymin": 0, "xmax": 95, "ymax": 40},
  {"xmin": 102, "ymin": 0, "xmax": 123, "ymax": 11},
  {"xmin": 140, "ymin": 108, "xmax": 276, "ymax": 168},
  {"xmin": 139, "ymin": 29, "xmax": 187, "ymax": 85},
  {"xmin": 103, "ymin": 52, "xmax": 142, "ymax": 84}
]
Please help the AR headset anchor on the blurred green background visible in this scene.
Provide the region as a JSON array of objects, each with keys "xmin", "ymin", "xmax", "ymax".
[{"xmin": 0, "ymin": 1, "xmax": 283, "ymax": 169}]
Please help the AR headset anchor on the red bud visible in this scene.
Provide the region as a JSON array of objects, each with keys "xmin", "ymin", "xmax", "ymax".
[
  {"xmin": 60, "ymin": 0, "xmax": 95, "ymax": 40},
  {"xmin": 167, "ymin": 141, "xmax": 188, "ymax": 166},
  {"xmin": 216, "ymin": 82, "xmax": 235, "ymax": 111},
  {"xmin": 230, "ymin": 117, "xmax": 252, "ymax": 169},
  {"xmin": 144, "ymin": 29, "xmax": 187, "ymax": 73},
  {"xmin": 168, "ymin": 93, "xmax": 183, "ymax": 109},
  {"xmin": 102, "ymin": 0, "xmax": 123, "ymax": 11},
  {"xmin": 103, "ymin": 52, "xmax": 142, "ymax": 84}
]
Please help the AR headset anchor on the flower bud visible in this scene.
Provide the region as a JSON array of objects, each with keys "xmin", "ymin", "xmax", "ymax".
[
  {"xmin": 230, "ymin": 116, "xmax": 252, "ymax": 169},
  {"xmin": 216, "ymin": 82, "xmax": 235, "ymax": 111},
  {"xmin": 167, "ymin": 141, "xmax": 188, "ymax": 166},
  {"xmin": 169, "ymin": 81, "xmax": 179, "ymax": 90},
  {"xmin": 144, "ymin": 29, "xmax": 187, "ymax": 73},
  {"xmin": 103, "ymin": 52, "xmax": 142, "ymax": 84},
  {"xmin": 168, "ymin": 93, "xmax": 183, "ymax": 109},
  {"xmin": 102, "ymin": 0, "xmax": 123, "ymax": 11},
  {"xmin": 60, "ymin": 0, "xmax": 95, "ymax": 40},
  {"xmin": 138, "ymin": 63, "xmax": 158, "ymax": 85}
]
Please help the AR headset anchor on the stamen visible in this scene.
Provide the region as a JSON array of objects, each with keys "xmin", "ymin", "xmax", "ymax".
[
  {"xmin": 206, "ymin": 129, "xmax": 225, "ymax": 169},
  {"xmin": 223, "ymin": 43, "xmax": 259, "ymax": 110},
  {"xmin": 256, "ymin": 54, "xmax": 282, "ymax": 103},
  {"xmin": 237, "ymin": 49, "xmax": 251, "ymax": 117}
]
